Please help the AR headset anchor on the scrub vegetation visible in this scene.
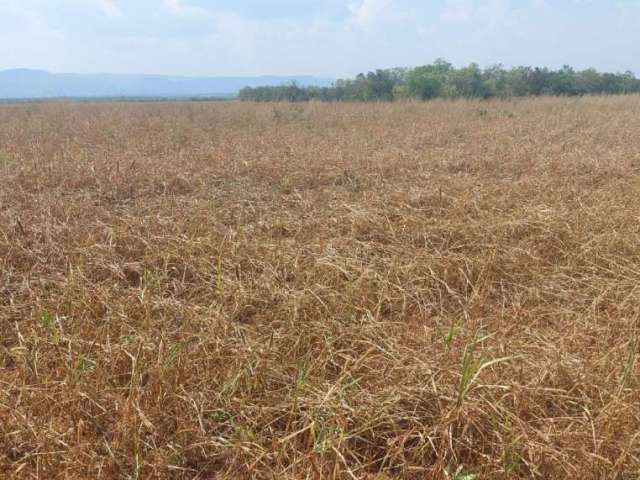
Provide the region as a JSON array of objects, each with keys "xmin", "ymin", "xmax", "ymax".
[{"xmin": 239, "ymin": 60, "xmax": 640, "ymax": 101}]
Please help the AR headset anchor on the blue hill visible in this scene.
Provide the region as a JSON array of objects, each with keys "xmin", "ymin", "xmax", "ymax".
[{"xmin": 0, "ymin": 69, "xmax": 334, "ymax": 99}]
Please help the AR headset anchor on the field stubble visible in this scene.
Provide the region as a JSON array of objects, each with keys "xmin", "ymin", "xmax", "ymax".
[{"xmin": 0, "ymin": 98, "xmax": 639, "ymax": 479}]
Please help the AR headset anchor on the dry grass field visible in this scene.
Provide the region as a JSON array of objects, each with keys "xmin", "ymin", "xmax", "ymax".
[{"xmin": 1, "ymin": 97, "xmax": 639, "ymax": 479}]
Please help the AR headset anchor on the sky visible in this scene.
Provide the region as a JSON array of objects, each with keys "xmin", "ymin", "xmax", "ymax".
[{"xmin": 0, "ymin": 0, "xmax": 639, "ymax": 78}]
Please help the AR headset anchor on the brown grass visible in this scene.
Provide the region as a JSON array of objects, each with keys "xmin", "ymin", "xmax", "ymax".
[{"xmin": 1, "ymin": 97, "xmax": 639, "ymax": 479}]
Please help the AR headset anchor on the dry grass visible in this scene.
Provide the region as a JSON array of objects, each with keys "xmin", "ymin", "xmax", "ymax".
[{"xmin": 1, "ymin": 97, "xmax": 639, "ymax": 479}]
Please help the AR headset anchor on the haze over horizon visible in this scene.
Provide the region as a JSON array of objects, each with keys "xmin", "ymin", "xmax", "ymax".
[{"xmin": 1, "ymin": 0, "xmax": 639, "ymax": 79}]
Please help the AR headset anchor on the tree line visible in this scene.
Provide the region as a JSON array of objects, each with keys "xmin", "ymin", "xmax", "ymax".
[{"xmin": 238, "ymin": 60, "xmax": 640, "ymax": 102}]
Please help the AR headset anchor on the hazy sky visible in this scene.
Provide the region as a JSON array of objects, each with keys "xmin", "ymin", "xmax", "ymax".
[{"xmin": 1, "ymin": 0, "xmax": 638, "ymax": 77}]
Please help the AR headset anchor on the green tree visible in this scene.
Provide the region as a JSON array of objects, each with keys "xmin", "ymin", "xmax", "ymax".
[{"xmin": 406, "ymin": 66, "xmax": 445, "ymax": 100}]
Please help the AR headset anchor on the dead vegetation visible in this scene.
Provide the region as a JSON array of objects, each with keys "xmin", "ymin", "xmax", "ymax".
[{"xmin": 1, "ymin": 97, "xmax": 639, "ymax": 479}]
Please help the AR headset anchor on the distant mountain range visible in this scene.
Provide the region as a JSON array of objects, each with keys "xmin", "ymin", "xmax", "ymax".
[{"xmin": 0, "ymin": 69, "xmax": 335, "ymax": 99}]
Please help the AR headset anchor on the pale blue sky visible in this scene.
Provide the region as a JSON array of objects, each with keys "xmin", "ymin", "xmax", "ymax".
[{"xmin": 1, "ymin": 0, "xmax": 638, "ymax": 77}]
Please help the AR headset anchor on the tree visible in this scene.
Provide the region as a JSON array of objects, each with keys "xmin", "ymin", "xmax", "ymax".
[
  {"xmin": 406, "ymin": 66, "xmax": 444, "ymax": 100},
  {"xmin": 238, "ymin": 61, "xmax": 640, "ymax": 102},
  {"xmin": 447, "ymin": 63, "xmax": 487, "ymax": 98}
]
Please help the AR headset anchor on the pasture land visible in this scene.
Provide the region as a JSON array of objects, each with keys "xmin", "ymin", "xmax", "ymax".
[{"xmin": 1, "ymin": 98, "xmax": 639, "ymax": 479}]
